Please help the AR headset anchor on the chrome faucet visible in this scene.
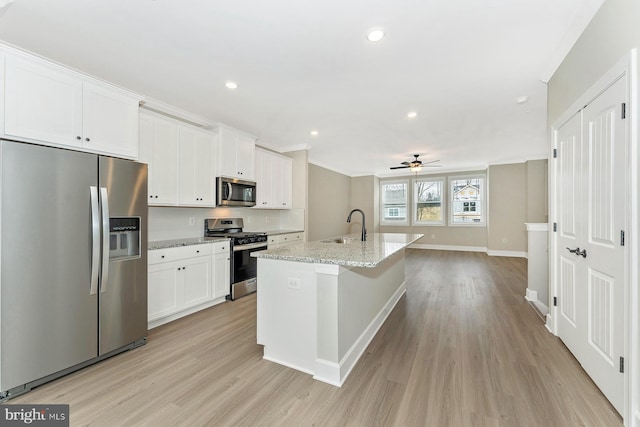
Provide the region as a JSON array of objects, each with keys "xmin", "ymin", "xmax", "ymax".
[{"xmin": 347, "ymin": 209, "xmax": 367, "ymax": 241}]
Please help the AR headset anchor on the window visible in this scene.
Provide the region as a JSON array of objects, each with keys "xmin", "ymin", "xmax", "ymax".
[
  {"xmin": 413, "ymin": 178, "xmax": 444, "ymax": 225},
  {"xmin": 380, "ymin": 180, "xmax": 408, "ymax": 225},
  {"xmin": 450, "ymin": 176, "xmax": 485, "ymax": 225}
]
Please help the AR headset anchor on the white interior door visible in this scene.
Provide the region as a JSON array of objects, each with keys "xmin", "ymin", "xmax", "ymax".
[
  {"xmin": 555, "ymin": 76, "xmax": 627, "ymax": 413},
  {"xmin": 556, "ymin": 111, "xmax": 584, "ymax": 361}
]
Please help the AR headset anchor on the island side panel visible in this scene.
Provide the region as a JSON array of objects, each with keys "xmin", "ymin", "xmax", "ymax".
[
  {"xmin": 314, "ymin": 251, "xmax": 407, "ymax": 386},
  {"xmin": 257, "ymin": 258, "xmax": 318, "ymax": 375}
]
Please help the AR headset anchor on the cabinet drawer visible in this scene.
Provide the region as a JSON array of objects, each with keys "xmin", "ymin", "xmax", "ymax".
[
  {"xmin": 149, "ymin": 243, "xmax": 213, "ymax": 265},
  {"xmin": 277, "ymin": 232, "xmax": 303, "ymax": 245},
  {"xmin": 212, "ymin": 240, "xmax": 230, "ymax": 254}
]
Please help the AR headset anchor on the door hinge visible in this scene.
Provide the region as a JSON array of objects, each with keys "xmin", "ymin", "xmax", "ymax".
[
  {"xmin": 622, "ymin": 103, "xmax": 627, "ymax": 119},
  {"xmin": 553, "ymin": 148, "xmax": 557, "ymax": 158},
  {"xmin": 620, "ymin": 357, "xmax": 625, "ymax": 373},
  {"xmin": 553, "ymin": 296, "xmax": 558, "ymax": 306},
  {"xmin": 621, "ymin": 230, "xmax": 625, "ymax": 246},
  {"xmin": 553, "ymin": 223, "xmax": 557, "ymax": 232}
]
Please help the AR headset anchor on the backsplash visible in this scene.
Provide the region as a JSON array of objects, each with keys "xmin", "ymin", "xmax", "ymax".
[{"xmin": 148, "ymin": 207, "xmax": 305, "ymax": 241}]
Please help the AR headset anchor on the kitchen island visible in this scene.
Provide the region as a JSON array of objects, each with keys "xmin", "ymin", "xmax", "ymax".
[{"xmin": 252, "ymin": 233, "xmax": 423, "ymax": 386}]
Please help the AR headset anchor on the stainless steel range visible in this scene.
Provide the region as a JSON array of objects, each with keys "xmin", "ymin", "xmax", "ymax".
[{"xmin": 205, "ymin": 218, "xmax": 267, "ymax": 300}]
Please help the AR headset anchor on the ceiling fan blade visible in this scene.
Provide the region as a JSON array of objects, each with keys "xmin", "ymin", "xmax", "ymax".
[
  {"xmin": 400, "ymin": 161, "xmax": 410, "ymax": 165},
  {"xmin": 424, "ymin": 164, "xmax": 442, "ymax": 167},
  {"xmin": 390, "ymin": 165, "xmax": 410, "ymax": 170},
  {"xmin": 422, "ymin": 160, "xmax": 440, "ymax": 165}
]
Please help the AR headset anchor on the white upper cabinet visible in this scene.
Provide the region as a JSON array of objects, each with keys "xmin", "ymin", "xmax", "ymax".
[
  {"xmin": 3, "ymin": 54, "xmax": 140, "ymax": 159},
  {"xmin": 81, "ymin": 82, "xmax": 139, "ymax": 158},
  {"xmin": 254, "ymin": 147, "xmax": 292, "ymax": 209},
  {"xmin": 139, "ymin": 111, "xmax": 216, "ymax": 207},
  {"xmin": 139, "ymin": 113, "xmax": 179, "ymax": 205},
  {"xmin": 177, "ymin": 126, "xmax": 216, "ymax": 206},
  {"xmin": 4, "ymin": 55, "xmax": 83, "ymax": 148},
  {"xmin": 217, "ymin": 126, "xmax": 255, "ymax": 180}
]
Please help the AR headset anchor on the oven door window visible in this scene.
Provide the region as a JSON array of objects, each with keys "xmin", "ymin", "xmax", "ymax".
[{"xmin": 233, "ymin": 246, "xmax": 265, "ymax": 283}]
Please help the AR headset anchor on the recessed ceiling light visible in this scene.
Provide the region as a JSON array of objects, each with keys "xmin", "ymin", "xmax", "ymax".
[
  {"xmin": 310, "ymin": 130, "xmax": 319, "ymax": 136},
  {"xmin": 366, "ymin": 29, "xmax": 385, "ymax": 43},
  {"xmin": 407, "ymin": 111, "xmax": 417, "ymax": 118},
  {"xmin": 225, "ymin": 81, "xmax": 238, "ymax": 90},
  {"xmin": 516, "ymin": 95, "xmax": 529, "ymax": 104}
]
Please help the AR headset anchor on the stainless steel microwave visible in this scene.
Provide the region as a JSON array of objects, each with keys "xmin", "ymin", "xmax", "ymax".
[{"xmin": 216, "ymin": 177, "xmax": 256, "ymax": 207}]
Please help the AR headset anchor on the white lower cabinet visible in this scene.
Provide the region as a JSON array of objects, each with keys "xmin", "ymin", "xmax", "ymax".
[
  {"xmin": 267, "ymin": 232, "xmax": 304, "ymax": 249},
  {"xmin": 213, "ymin": 243, "xmax": 231, "ymax": 300},
  {"xmin": 148, "ymin": 241, "xmax": 230, "ymax": 328}
]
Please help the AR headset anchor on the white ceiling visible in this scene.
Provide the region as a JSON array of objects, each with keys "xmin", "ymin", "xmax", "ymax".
[{"xmin": 0, "ymin": 0, "xmax": 605, "ymax": 177}]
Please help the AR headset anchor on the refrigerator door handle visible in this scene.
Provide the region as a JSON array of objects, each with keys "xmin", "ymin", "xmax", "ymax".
[
  {"xmin": 100, "ymin": 187, "xmax": 110, "ymax": 293},
  {"xmin": 90, "ymin": 186, "xmax": 100, "ymax": 295}
]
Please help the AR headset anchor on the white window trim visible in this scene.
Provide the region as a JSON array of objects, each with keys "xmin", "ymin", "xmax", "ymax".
[
  {"xmin": 448, "ymin": 174, "xmax": 486, "ymax": 226},
  {"xmin": 380, "ymin": 179, "xmax": 409, "ymax": 226},
  {"xmin": 412, "ymin": 177, "xmax": 445, "ymax": 226}
]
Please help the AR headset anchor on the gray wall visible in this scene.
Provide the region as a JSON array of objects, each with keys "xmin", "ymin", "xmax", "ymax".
[
  {"xmin": 349, "ymin": 175, "xmax": 379, "ymax": 235},
  {"xmin": 548, "ymin": 0, "xmax": 640, "ymax": 124},
  {"xmin": 526, "ymin": 159, "xmax": 548, "ymax": 223},
  {"xmin": 488, "ymin": 163, "xmax": 527, "ymax": 253},
  {"xmin": 307, "ymin": 164, "xmax": 351, "ymax": 241}
]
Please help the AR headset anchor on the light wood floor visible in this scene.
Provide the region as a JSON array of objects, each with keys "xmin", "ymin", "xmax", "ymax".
[{"xmin": 12, "ymin": 250, "xmax": 622, "ymax": 426}]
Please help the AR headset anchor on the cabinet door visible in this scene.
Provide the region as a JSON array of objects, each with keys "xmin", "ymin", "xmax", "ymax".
[
  {"xmin": 182, "ymin": 256, "xmax": 212, "ymax": 308},
  {"xmin": 148, "ymin": 262, "xmax": 180, "ymax": 322},
  {"xmin": 151, "ymin": 118, "xmax": 178, "ymax": 205},
  {"xmin": 213, "ymin": 252, "xmax": 231, "ymax": 299},
  {"xmin": 217, "ymin": 127, "xmax": 239, "ymax": 178},
  {"xmin": 82, "ymin": 82, "xmax": 139, "ymax": 159},
  {"xmin": 178, "ymin": 126, "xmax": 215, "ymax": 206},
  {"xmin": 254, "ymin": 148, "xmax": 272, "ymax": 208},
  {"xmin": 4, "ymin": 55, "xmax": 83, "ymax": 147},
  {"xmin": 236, "ymin": 133, "xmax": 256, "ymax": 180},
  {"xmin": 279, "ymin": 156, "xmax": 293, "ymax": 209}
]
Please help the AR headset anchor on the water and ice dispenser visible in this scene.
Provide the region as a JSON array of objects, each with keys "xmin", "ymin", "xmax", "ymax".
[{"xmin": 109, "ymin": 217, "xmax": 141, "ymax": 260}]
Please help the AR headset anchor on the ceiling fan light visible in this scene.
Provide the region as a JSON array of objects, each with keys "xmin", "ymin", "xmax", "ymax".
[{"xmin": 410, "ymin": 165, "xmax": 421, "ymax": 172}]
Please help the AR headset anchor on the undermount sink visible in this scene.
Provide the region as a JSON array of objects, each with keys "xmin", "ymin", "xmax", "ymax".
[{"xmin": 322, "ymin": 237, "xmax": 361, "ymax": 244}]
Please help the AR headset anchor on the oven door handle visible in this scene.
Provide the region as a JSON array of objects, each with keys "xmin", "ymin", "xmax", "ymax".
[{"xmin": 233, "ymin": 242, "xmax": 268, "ymax": 252}]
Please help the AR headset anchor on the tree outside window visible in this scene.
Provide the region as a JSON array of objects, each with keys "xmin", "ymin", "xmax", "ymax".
[{"xmin": 414, "ymin": 179, "xmax": 443, "ymax": 225}]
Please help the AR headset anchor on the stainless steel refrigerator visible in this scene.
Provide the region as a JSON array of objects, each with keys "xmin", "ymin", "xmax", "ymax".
[{"xmin": 0, "ymin": 140, "xmax": 148, "ymax": 399}]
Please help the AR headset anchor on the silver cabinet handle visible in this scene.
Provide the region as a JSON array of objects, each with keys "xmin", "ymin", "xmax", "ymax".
[
  {"xmin": 90, "ymin": 186, "xmax": 100, "ymax": 295},
  {"xmin": 100, "ymin": 187, "xmax": 110, "ymax": 293}
]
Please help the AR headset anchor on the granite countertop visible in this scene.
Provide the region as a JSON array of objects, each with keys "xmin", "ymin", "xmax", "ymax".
[
  {"xmin": 251, "ymin": 233, "xmax": 423, "ymax": 268},
  {"xmin": 148, "ymin": 237, "xmax": 229, "ymax": 250}
]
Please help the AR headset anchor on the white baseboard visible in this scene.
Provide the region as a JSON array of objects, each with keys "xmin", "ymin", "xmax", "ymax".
[
  {"xmin": 263, "ymin": 354, "xmax": 316, "ymax": 377},
  {"xmin": 525, "ymin": 288, "xmax": 538, "ymax": 302},
  {"xmin": 409, "ymin": 243, "xmax": 487, "ymax": 252},
  {"xmin": 409, "ymin": 244, "xmax": 527, "ymax": 258},
  {"xmin": 313, "ymin": 283, "xmax": 407, "ymax": 387},
  {"xmin": 545, "ymin": 313, "xmax": 555, "ymax": 334},
  {"xmin": 487, "ymin": 249, "xmax": 528, "ymax": 258}
]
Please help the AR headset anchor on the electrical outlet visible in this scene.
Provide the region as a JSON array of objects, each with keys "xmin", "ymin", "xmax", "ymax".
[
  {"xmin": 188, "ymin": 217, "xmax": 195, "ymax": 226},
  {"xmin": 287, "ymin": 278, "xmax": 301, "ymax": 289},
  {"xmin": 502, "ymin": 237, "xmax": 508, "ymax": 244},
  {"xmin": 431, "ymin": 234, "xmax": 436, "ymax": 239}
]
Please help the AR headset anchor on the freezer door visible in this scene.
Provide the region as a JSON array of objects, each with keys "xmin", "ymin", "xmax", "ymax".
[
  {"xmin": 98, "ymin": 156, "xmax": 147, "ymax": 355},
  {"xmin": 0, "ymin": 141, "xmax": 98, "ymax": 391}
]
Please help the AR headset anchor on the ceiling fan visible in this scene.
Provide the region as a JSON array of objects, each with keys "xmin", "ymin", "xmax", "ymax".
[{"xmin": 389, "ymin": 154, "xmax": 441, "ymax": 171}]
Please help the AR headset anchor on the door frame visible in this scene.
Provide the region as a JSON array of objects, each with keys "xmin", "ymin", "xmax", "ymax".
[{"xmin": 548, "ymin": 49, "xmax": 637, "ymax": 424}]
